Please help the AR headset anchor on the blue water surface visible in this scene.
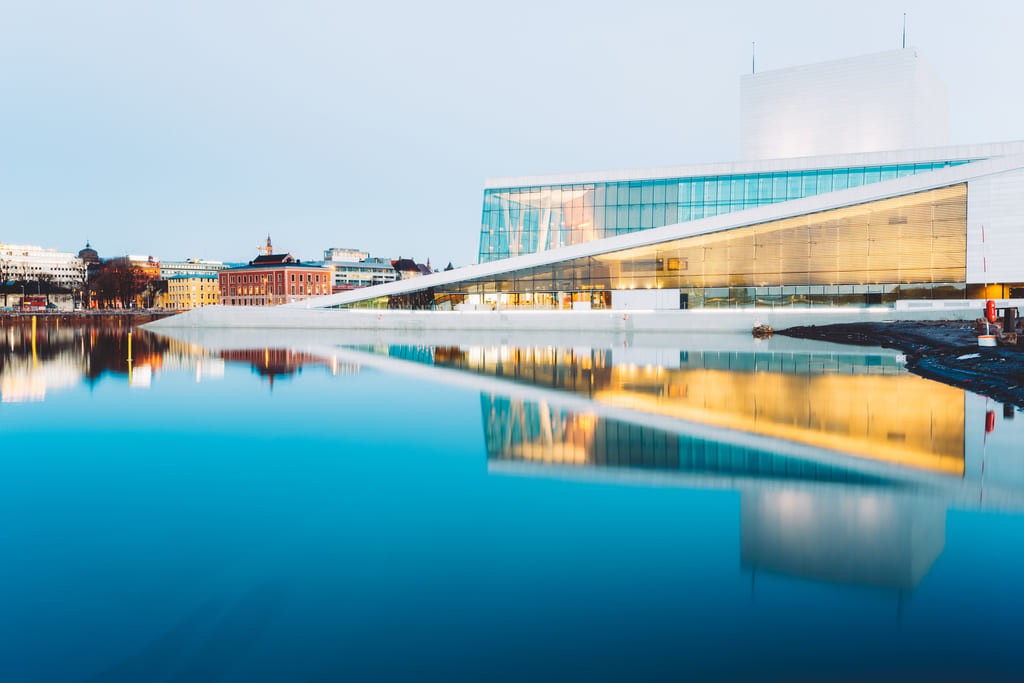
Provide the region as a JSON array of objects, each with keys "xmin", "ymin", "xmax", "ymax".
[{"xmin": 1, "ymin": 318, "xmax": 1022, "ymax": 682}]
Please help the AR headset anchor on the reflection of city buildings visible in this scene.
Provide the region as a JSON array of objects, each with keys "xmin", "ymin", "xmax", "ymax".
[
  {"xmin": 218, "ymin": 348, "xmax": 348, "ymax": 385},
  {"xmin": 0, "ymin": 353, "xmax": 80, "ymax": 402},
  {"xmin": 0, "ymin": 317, "xmax": 222, "ymax": 400},
  {"xmin": 0, "ymin": 318, "xmax": 364, "ymax": 399},
  {"xmin": 220, "ymin": 350, "xmax": 335, "ymax": 382}
]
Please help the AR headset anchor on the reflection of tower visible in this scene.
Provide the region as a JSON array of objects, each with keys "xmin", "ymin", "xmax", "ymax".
[
  {"xmin": 740, "ymin": 488, "xmax": 946, "ymax": 591},
  {"xmin": 481, "ymin": 393, "xmax": 951, "ymax": 592}
]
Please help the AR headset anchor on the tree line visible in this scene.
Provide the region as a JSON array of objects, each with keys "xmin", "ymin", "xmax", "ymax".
[{"xmin": 1, "ymin": 259, "xmax": 165, "ymax": 309}]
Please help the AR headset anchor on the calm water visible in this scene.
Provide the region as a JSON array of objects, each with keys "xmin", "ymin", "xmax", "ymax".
[{"xmin": 2, "ymin": 316, "xmax": 1023, "ymax": 682}]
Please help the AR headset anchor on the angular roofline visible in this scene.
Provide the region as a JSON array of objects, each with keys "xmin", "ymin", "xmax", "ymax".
[
  {"xmin": 482, "ymin": 140, "xmax": 1024, "ymax": 189},
  {"xmin": 288, "ymin": 151, "xmax": 1024, "ymax": 311}
]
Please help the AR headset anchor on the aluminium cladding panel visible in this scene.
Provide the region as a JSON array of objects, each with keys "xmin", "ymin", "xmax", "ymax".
[
  {"xmin": 966, "ymin": 168, "xmax": 1024, "ymax": 283},
  {"xmin": 741, "ymin": 49, "xmax": 948, "ymax": 160}
]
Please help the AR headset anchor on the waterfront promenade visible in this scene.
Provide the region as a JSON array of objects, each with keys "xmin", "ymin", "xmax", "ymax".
[{"xmin": 145, "ymin": 301, "xmax": 994, "ymax": 333}]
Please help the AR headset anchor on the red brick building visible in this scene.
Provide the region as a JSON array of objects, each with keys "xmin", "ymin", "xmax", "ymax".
[{"xmin": 218, "ymin": 253, "xmax": 332, "ymax": 306}]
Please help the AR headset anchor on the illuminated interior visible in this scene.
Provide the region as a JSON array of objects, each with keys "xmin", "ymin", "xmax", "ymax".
[
  {"xmin": 346, "ymin": 184, "xmax": 971, "ymax": 310},
  {"xmin": 479, "ymin": 162, "xmax": 971, "ymax": 262}
]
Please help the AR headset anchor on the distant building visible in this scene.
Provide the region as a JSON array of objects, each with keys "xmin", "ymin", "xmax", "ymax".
[
  {"xmin": 218, "ymin": 238, "xmax": 331, "ymax": 306},
  {"xmin": 392, "ymin": 257, "xmax": 432, "ymax": 280},
  {"xmin": 160, "ymin": 258, "xmax": 230, "ymax": 279},
  {"xmin": 166, "ymin": 274, "xmax": 219, "ymax": 310},
  {"xmin": 322, "ymin": 248, "xmax": 400, "ymax": 291},
  {"xmin": 89, "ymin": 255, "xmax": 163, "ymax": 309},
  {"xmin": 329, "ymin": 257, "xmax": 399, "ymax": 291},
  {"xmin": 0, "ymin": 242, "xmax": 86, "ymax": 290},
  {"xmin": 122, "ymin": 255, "xmax": 161, "ymax": 279},
  {"xmin": 77, "ymin": 242, "xmax": 99, "ymax": 266},
  {"xmin": 324, "ymin": 247, "xmax": 369, "ymax": 263}
]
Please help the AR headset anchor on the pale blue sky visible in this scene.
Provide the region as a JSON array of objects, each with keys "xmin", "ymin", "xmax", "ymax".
[{"xmin": 1, "ymin": 0, "xmax": 1021, "ymax": 266}]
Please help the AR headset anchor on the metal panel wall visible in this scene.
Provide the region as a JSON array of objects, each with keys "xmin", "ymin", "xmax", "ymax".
[
  {"xmin": 741, "ymin": 49, "xmax": 948, "ymax": 160},
  {"xmin": 966, "ymin": 168, "xmax": 1024, "ymax": 284}
]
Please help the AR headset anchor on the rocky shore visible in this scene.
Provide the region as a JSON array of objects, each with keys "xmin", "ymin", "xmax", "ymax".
[{"xmin": 780, "ymin": 321, "xmax": 1024, "ymax": 408}]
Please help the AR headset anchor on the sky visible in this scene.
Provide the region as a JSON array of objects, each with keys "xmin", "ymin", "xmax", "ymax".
[{"xmin": 1, "ymin": 0, "xmax": 1023, "ymax": 267}]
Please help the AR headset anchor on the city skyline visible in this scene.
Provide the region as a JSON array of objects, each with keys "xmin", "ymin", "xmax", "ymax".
[{"xmin": 2, "ymin": 1, "xmax": 1023, "ymax": 266}]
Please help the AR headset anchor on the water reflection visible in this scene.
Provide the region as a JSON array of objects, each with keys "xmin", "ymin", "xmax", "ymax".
[
  {"xmin": 0, "ymin": 316, "xmax": 349, "ymax": 401},
  {"xmin": 322, "ymin": 336, "xmax": 1024, "ymax": 594},
  {"xmin": 1, "ymin": 316, "xmax": 170, "ymax": 400},
  {"xmin": 388, "ymin": 343, "xmax": 965, "ymax": 475},
  {"xmin": 12, "ymin": 320, "xmax": 1024, "ymax": 596},
  {"xmin": 481, "ymin": 394, "xmax": 948, "ymax": 591}
]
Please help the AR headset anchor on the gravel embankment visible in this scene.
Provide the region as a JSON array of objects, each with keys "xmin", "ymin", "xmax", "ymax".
[{"xmin": 780, "ymin": 321, "xmax": 1024, "ymax": 408}]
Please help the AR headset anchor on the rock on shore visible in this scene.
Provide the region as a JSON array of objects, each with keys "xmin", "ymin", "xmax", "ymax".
[{"xmin": 780, "ymin": 321, "xmax": 1024, "ymax": 408}]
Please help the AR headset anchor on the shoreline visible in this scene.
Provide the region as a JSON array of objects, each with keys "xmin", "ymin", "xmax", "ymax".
[
  {"xmin": 0, "ymin": 310, "xmax": 174, "ymax": 319},
  {"xmin": 780, "ymin": 321, "xmax": 1024, "ymax": 408}
]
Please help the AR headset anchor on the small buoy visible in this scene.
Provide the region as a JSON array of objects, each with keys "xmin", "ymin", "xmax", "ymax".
[{"xmin": 978, "ymin": 334, "xmax": 997, "ymax": 347}]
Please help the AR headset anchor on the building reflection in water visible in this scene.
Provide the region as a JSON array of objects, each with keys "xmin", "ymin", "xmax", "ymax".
[
  {"xmin": 484, "ymin": 393, "xmax": 946, "ymax": 592},
  {"xmin": 374, "ymin": 341, "xmax": 1021, "ymax": 594},
  {"xmin": 0, "ymin": 315, "xmax": 174, "ymax": 401},
  {"xmin": 411, "ymin": 344, "xmax": 965, "ymax": 476},
  {"xmin": 0, "ymin": 316, "xmax": 352, "ymax": 401},
  {"xmin": 219, "ymin": 348, "xmax": 353, "ymax": 387}
]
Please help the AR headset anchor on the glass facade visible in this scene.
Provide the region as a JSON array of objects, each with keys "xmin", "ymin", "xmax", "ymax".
[
  {"xmin": 345, "ymin": 184, "xmax": 968, "ymax": 310},
  {"xmin": 479, "ymin": 161, "xmax": 971, "ymax": 262}
]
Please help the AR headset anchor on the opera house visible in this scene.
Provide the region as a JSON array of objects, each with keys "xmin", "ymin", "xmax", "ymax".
[
  {"xmin": 154, "ymin": 48, "xmax": 1024, "ymax": 331},
  {"xmin": 312, "ymin": 50, "xmax": 1024, "ymax": 312}
]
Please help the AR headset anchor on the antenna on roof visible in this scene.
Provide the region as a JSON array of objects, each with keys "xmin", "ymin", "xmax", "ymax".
[
  {"xmin": 751, "ymin": 41, "xmax": 756, "ymax": 74},
  {"xmin": 902, "ymin": 13, "xmax": 907, "ymax": 49}
]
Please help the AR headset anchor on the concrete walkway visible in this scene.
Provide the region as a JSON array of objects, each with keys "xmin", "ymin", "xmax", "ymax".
[{"xmin": 144, "ymin": 302, "xmax": 986, "ymax": 333}]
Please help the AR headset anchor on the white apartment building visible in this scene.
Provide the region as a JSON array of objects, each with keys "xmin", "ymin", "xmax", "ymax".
[{"xmin": 0, "ymin": 242, "xmax": 86, "ymax": 290}]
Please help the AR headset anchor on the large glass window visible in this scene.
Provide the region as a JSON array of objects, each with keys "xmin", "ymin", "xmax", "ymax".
[
  {"xmin": 362, "ymin": 185, "xmax": 969, "ymax": 311},
  {"xmin": 479, "ymin": 162, "xmax": 973, "ymax": 262}
]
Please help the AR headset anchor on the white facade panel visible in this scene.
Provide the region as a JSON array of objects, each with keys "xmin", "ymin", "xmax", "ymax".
[
  {"xmin": 611, "ymin": 289, "xmax": 681, "ymax": 310},
  {"xmin": 741, "ymin": 49, "xmax": 948, "ymax": 160},
  {"xmin": 966, "ymin": 168, "xmax": 1024, "ymax": 284}
]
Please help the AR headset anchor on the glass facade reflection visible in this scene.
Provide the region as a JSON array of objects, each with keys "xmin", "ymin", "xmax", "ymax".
[
  {"xmin": 372, "ymin": 343, "xmax": 964, "ymax": 475},
  {"xmin": 345, "ymin": 184, "xmax": 968, "ymax": 310},
  {"xmin": 480, "ymin": 161, "xmax": 971, "ymax": 262}
]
